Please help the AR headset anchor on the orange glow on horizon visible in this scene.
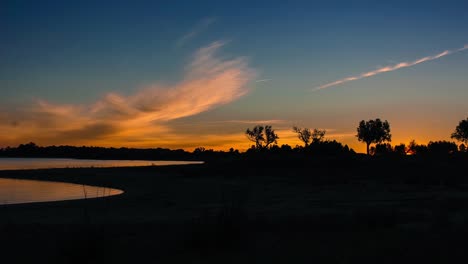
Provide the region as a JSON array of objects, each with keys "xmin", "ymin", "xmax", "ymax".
[
  {"xmin": 0, "ymin": 125, "xmax": 459, "ymax": 154},
  {"xmin": 0, "ymin": 139, "xmax": 457, "ymax": 155}
]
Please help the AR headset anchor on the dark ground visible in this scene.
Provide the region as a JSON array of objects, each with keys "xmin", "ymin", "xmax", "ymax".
[{"xmin": 1, "ymin": 155, "xmax": 468, "ymax": 263}]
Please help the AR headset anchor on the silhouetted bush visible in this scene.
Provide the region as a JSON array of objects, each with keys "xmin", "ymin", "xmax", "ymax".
[
  {"xmin": 427, "ymin": 140, "xmax": 458, "ymax": 155},
  {"xmin": 307, "ymin": 140, "xmax": 354, "ymax": 156},
  {"xmin": 371, "ymin": 143, "xmax": 394, "ymax": 156}
]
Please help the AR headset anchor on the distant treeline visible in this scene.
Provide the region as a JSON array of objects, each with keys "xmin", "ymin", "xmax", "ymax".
[
  {"xmin": 0, "ymin": 138, "xmax": 357, "ymax": 160},
  {"xmin": 2, "ymin": 117, "xmax": 467, "ymax": 161},
  {"xmin": 0, "ymin": 142, "xmax": 195, "ymax": 161},
  {"xmin": 1, "ymin": 139, "xmax": 466, "ymax": 162}
]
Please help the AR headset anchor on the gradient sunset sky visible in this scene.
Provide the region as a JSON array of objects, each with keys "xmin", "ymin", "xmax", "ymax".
[{"xmin": 2, "ymin": 0, "xmax": 468, "ymax": 153}]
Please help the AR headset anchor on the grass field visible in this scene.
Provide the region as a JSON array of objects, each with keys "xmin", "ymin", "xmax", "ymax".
[{"xmin": 1, "ymin": 156, "xmax": 467, "ymax": 263}]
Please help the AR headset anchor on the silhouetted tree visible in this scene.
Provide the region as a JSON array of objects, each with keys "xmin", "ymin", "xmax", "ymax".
[
  {"xmin": 451, "ymin": 117, "xmax": 468, "ymax": 146},
  {"xmin": 312, "ymin": 129, "xmax": 326, "ymax": 143},
  {"xmin": 293, "ymin": 126, "xmax": 326, "ymax": 148},
  {"xmin": 264, "ymin": 125, "xmax": 279, "ymax": 149},
  {"xmin": 394, "ymin": 143, "xmax": 407, "ymax": 155},
  {"xmin": 193, "ymin": 147, "xmax": 206, "ymax": 154},
  {"xmin": 229, "ymin": 148, "xmax": 240, "ymax": 154},
  {"xmin": 460, "ymin": 144, "xmax": 466, "ymax": 152},
  {"xmin": 246, "ymin": 126, "xmax": 264, "ymax": 149},
  {"xmin": 17, "ymin": 142, "xmax": 39, "ymax": 157},
  {"xmin": 245, "ymin": 125, "xmax": 279, "ymax": 149},
  {"xmin": 407, "ymin": 140, "xmax": 428, "ymax": 155},
  {"xmin": 356, "ymin": 118, "xmax": 391, "ymax": 155},
  {"xmin": 292, "ymin": 126, "xmax": 312, "ymax": 147},
  {"xmin": 407, "ymin": 140, "xmax": 418, "ymax": 155},
  {"xmin": 280, "ymin": 144, "xmax": 293, "ymax": 152}
]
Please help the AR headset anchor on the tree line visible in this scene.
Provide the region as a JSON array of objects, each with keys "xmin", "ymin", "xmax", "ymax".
[
  {"xmin": 244, "ymin": 117, "xmax": 468, "ymax": 156},
  {"xmin": 0, "ymin": 143, "xmax": 194, "ymax": 161},
  {"xmin": 1, "ymin": 117, "xmax": 467, "ymax": 159}
]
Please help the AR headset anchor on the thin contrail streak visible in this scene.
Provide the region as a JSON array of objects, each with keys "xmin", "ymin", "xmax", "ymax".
[
  {"xmin": 313, "ymin": 44, "xmax": 468, "ymax": 91},
  {"xmin": 255, "ymin": 78, "xmax": 272, "ymax": 83}
]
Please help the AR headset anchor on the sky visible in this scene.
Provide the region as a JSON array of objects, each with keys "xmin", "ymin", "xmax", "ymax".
[{"xmin": 1, "ymin": 0, "xmax": 468, "ymax": 153}]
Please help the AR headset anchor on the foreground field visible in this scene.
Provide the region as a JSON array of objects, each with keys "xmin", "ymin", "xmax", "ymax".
[{"xmin": 1, "ymin": 156, "xmax": 467, "ymax": 263}]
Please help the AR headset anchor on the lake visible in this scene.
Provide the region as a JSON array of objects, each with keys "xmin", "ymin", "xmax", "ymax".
[
  {"xmin": 0, "ymin": 158, "xmax": 203, "ymax": 205},
  {"xmin": 0, "ymin": 157, "xmax": 203, "ymax": 170},
  {"xmin": 0, "ymin": 178, "xmax": 123, "ymax": 205}
]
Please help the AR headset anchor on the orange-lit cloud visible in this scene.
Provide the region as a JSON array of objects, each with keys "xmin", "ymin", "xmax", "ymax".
[
  {"xmin": 0, "ymin": 41, "xmax": 256, "ymax": 148},
  {"xmin": 314, "ymin": 44, "xmax": 468, "ymax": 91}
]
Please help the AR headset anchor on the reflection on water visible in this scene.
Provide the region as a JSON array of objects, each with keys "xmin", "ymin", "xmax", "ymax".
[
  {"xmin": 0, "ymin": 178, "xmax": 123, "ymax": 205},
  {"xmin": 0, "ymin": 158, "xmax": 203, "ymax": 170}
]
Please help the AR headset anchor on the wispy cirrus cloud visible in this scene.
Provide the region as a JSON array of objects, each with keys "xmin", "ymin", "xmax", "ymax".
[
  {"xmin": 313, "ymin": 44, "xmax": 468, "ymax": 91},
  {"xmin": 0, "ymin": 41, "xmax": 256, "ymax": 147},
  {"xmin": 176, "ymin": 17, "xmax": 216, "ymax": 47},
  {"xmin": 219, "ymin": 119, "xmax": 284, "ymax": 124}
]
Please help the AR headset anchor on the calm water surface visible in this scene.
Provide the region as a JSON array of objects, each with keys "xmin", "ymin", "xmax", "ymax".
[
  {"xmin": 0, "ymin": 158, "xmax": 203, "ymax": 170},
  {"xmin": 0, "ymin": 178, "xmax": 123, "ymax": 205},
  {"xmin": 0, "ymin": 158, "xmax": 203, "ymax": 205}
]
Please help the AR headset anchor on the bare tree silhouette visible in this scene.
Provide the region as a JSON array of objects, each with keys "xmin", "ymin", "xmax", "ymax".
[
  {"xmin": 246, "ymin": 125, "xmax": 279, "ymax": 149},
  {"xmin": 293, "ymin": 126, "xmax": 327, "ymax": 148},
  {"xmin": 311, "ymin": 129, "xmax": 326, "ymax": 144},
  {"xmin": 292, "ymin": 126, "xmax": 312, "ymax": 147}
]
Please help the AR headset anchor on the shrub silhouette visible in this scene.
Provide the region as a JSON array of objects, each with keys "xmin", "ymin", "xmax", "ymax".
[{"xmin": 427, "ymin": 140, "xmax": 458, "ymax": 155}]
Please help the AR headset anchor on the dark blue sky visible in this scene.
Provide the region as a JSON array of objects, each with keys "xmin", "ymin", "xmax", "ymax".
[{"xmin": 1, "ymin": 0, "xmax": 468, "ymax": 151}]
